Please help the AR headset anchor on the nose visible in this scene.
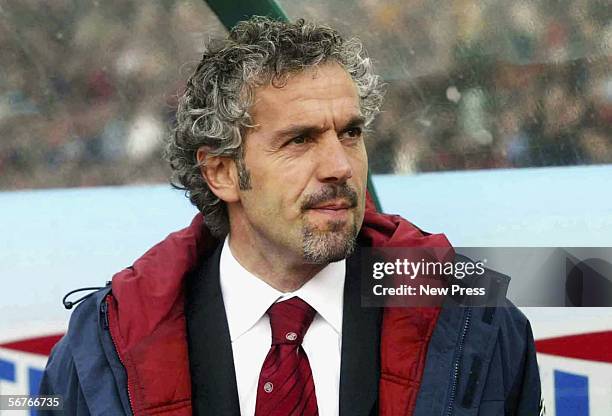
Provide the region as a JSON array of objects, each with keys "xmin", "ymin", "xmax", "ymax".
[{"xmin": 315, "ymin": 133, "xmax": 353, "ymax": 183}]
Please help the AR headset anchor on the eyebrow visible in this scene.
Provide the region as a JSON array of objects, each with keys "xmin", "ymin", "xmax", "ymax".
[{"xmin": 272, "ymin": 115, "xmax": 366, "ymax": 143}]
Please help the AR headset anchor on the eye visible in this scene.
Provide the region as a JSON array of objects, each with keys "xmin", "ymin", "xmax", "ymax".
[
  {"xmin": 288, "ymin": 135, "xmax": 309, "ymax": 145},
  {"xmin": 341, "ymin": 127, "xmax": 363, "ymax": 140}
]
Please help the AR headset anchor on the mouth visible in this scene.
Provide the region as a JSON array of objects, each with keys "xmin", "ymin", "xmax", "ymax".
[
  {"xmin": 307, "ymin": 200, "xmax": 354, "ymax": 220},
  {"xmin": 311, "ymin": 200, "xmax": 352, "ymax": 210}
]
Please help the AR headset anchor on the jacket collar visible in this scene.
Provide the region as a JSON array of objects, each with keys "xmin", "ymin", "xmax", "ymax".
[
  {"xmin": 339, "ymin": 245, "xmax": 382, "ymax": 416},
  {"xmin": 185, "ymin": 243, "xmax": 241, "ymax": 415}
]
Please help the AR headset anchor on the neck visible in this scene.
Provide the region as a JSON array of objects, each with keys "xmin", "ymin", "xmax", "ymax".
[{"xmin": 227, "ymin": 229, "xmax": 325, "ymax": 293}]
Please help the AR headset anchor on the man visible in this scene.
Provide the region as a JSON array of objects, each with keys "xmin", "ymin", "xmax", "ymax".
[{"xmin": 41, "ymin": 17, "xmax": 541, "ymax": 415}]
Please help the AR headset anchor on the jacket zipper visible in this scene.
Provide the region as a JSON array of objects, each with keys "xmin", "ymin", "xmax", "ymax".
[
  {"xmin": 100, "ymin": 301, "xmax": 110, "ymax": 329},
  {"xmin": 445, "ymin": 307, "xmax": 472, "ymax": 416},
  {"xmin": 102, "ymin": 297, "xmax": 136, "ymax": 414}
]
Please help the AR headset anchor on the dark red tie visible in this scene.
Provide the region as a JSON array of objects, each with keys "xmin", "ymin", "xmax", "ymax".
[{"xmin": 255, "ymin": 296, "xmax": 319, "ymax": 416}]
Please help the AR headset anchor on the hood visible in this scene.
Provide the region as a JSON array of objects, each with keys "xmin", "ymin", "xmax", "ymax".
[
  {"xmin": 111, "ymin": 207, "xmax": 450, "ymax": 347},
  {"xmin": 108, "ymin": 204, "xmax": 451, "ymax": 415}
]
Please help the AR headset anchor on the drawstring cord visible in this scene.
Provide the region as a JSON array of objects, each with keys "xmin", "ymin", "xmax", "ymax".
[{"xmin": 62, "ymin": 282, "xmax": 110, "ymax": 309}]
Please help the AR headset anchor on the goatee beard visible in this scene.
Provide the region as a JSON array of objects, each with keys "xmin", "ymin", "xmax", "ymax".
[{"xmin": 302, "ymin": 220, "xmax": 357, "ymax": 264}]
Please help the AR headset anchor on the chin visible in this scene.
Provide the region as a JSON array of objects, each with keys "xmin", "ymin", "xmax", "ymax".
[{"xmin": 301, "ymin": 222, "xmax": 357, "ymax": 264}]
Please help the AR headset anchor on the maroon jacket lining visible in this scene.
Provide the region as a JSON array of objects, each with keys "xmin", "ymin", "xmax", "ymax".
[{"xmin": 108, "ymin": 206, "xmax": 451, "ymax": 415}]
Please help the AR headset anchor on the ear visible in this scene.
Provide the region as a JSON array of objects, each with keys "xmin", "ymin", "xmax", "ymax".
[{"xmin": 197, "ymin": 147, "xmax": 240, "ymax": 203}]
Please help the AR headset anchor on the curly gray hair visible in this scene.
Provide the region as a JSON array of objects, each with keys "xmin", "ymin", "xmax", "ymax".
[{"xmin": 166, "ymin": 16, "xmax": 385, "ymax": 237}]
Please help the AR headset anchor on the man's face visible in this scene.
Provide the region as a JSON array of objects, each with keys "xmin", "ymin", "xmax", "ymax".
[{"xmin": 233, "ymin": 63, "xmax": 368, "ymax": 264}]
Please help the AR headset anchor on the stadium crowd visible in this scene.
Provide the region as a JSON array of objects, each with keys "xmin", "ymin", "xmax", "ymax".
[{"xmin": 1, "ymin": 0, "xmax": 610, "ymax": 189}]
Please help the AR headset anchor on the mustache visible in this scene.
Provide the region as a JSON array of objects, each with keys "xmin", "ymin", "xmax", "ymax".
[{"xmin": 301, "ymin": 184, "xmax": 359, "ymax": 211}]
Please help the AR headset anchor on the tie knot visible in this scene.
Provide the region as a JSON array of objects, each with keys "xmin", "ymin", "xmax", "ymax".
[{"xmin": 267, "ymin": 297, "xmax": 316, "ymax": 345}]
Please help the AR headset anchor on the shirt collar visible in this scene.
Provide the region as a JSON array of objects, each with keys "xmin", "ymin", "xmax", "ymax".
[{"xmin": 219, "ymin": 237, "xmax": 345, "ymax": 342}]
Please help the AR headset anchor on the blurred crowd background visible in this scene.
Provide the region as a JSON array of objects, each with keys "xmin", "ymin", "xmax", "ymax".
[{"xmin": 1, "ymin": 0, "xmax": 610, "ymax": 189}]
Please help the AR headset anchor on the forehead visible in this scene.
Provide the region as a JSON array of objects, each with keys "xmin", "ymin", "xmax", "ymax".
[{"xmin": 249, "ymin": 63, "xmax": 361, "ymax": 129}]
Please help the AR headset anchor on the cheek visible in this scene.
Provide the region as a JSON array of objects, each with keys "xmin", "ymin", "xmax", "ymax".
[
  {"xmin": 271, "ymin": 159, "xmax": 317, "ymax": 202},
  {"xmin": 362, "ymin": 144, "xmax": 369, "ymax": 170},
  {"xmin": 352, "ymin": 151, "xmax": 369, "ymax": 213},
  {"xmin": 243, "ymin": 167, "xmax": 303, "ymax": 218},
  {"xmin": 352, "ymin": 149, "xmax": 369, "ymax": 186}
]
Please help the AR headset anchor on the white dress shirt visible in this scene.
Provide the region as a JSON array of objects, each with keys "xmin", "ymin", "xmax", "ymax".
[{"xmin": 219, "ymin": 237, "xmax": 345, "ymax": 416}]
